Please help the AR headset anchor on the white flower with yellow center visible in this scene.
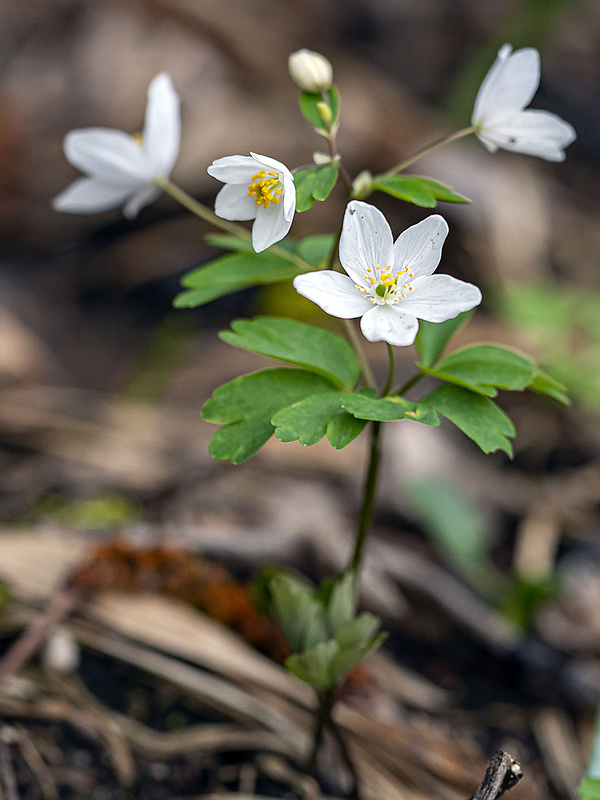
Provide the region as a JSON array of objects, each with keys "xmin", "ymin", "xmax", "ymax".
[
  {"xmin": 207, "ymin": 153, "xmax": 295, "ymax": 253},
  {"xmin": 472, "ymin": 44, "xmax": 576, "ymax": 162},
  {"xmin": 53, "ymin": 73, "xmax": 180, "ymax": 219},
  {"xmin": 293, "ymin": 201, "xmax": 482, "ymax": 347}
]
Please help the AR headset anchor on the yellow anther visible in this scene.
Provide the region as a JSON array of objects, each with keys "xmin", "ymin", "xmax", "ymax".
[
  {"xmin": 132, "ymin": 132, "xmax": 144, "ymax": 145},
  {"xmin": 247, "ymin": 172, "xmax": 281, "ymax": 208}
]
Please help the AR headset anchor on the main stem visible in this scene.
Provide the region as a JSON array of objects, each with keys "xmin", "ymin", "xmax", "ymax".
[{"xmin": 348, "ymin": 345, "xmax": 394, "ymax": 574}]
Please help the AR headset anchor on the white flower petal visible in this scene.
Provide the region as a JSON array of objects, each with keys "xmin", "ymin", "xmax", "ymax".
[
  {"xmin": 339, "ymin": 201, "xmax": 394, "ymax": 285},
  {"xmin": 251, "ymin": 201, "xmax": 292, "ymax": 252},
  {"xmin": 207, "ymin": 155, "xmax": 257, "ymax": 183},
  {"xmin": 401, "ymin": 275, "xmax": 482, "ymax": 322},
  {"xmin": 477, "ymin": 109, "xmax": 576, "ymax": 161},
  {"xmin": 293, "ymin": 272, "xmax": 373, "ymax": 318},
  {"xmin": 392, "ymin": 214, "xmax": 448, "ymax": 279},
  {"xmin": 52, "ymin": 177, "xmax": 132, "ymax": 213},
  {"xmin": 360, "ymin": 305, "xmax": 419, "ymax": 346},
  {"xmin": 143, "ymin": 72, "xmax": 180, "ymax": 177},
  {"xmin": 473, "ymin": 46, "xmax": 540, "ymax": 128},
  {"xmin": 123, "ymin": 184, "xmax": 161, "ymax": 219},
  {"xmin": 282, "ymin": 169, "xmax": 296, "ymax": 222},
  {"xmin": 214, "ymin": 183, "xmax": 257, "ymax": 221},
  {"xmin": 64, "ymin": 129, "xmax": 151, "ymax": 185}
]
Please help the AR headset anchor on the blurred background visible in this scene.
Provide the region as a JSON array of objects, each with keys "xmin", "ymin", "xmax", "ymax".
[{"xmin": 0, "ymin": 1, "xmax": 599, "ymax": 798}]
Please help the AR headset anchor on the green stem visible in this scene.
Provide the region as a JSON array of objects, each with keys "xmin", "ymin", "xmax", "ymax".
[
  {"xmin": 376, "ymin": 126, "xmax": 477, "ymax": 180},
  {"xmin": 382, "ymin": 343, "xmax": 395, "ymax": 397},
  {"xmin": 153, "ymin": 176, "xmax": 313, "ymax": 274},
  {"xmin": 308, "ymin": 688, "xmax": 336, "ymax": 775},
  {"xmin": 350, "ymin": 419, "xmax": 382, "ymax": 575},
  {"xmin": 343, "ymin": 321, "xmax": 376, "ymax": 390}
]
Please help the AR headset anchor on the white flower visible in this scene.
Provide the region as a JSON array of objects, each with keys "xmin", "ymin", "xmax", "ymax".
[
  {"xmin": 293, "ymin": 201, "xmax": 482, "ymax": 347},
  {"xmin": 53, "ymin": 73, "xmax": 180, "ymax": 218},
  {"xmin": 207, "ymin": 153, "xmax": 296, "ymax": 252},
  {"xmin": 472, "ymin": 44, "xmax": 576, "ymax": 162},
  {"xmin": 288, "ymin": 49, "xmax": 333, "ymax": 93}
]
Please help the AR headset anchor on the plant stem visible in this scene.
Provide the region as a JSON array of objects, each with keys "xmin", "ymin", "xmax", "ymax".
[
  {"xmin": 395, "ymin": 370, "xmax": 424, "ymax": 396},
  {"xmin": 376, "ymin": 126, "xmax": 477, "ymax": 180},
  {"xmin": 382, "ymin": 343, "xmax": 395, "ymax": 397},
  {"xmin": 308, "ymin": 688, "xmax": 360, "ymax": 800},
  {"xmin": 350, "ymin": 419, "xmax": 381, "ymax": 575},
  {"xmin": 153, "ymin": 176, "xmax": 312, "ymax": 273}
]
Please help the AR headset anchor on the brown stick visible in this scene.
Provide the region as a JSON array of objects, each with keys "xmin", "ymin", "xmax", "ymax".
[{"xmin": 474, "ymin": 751, "xmax": 523, "ymax": 800}]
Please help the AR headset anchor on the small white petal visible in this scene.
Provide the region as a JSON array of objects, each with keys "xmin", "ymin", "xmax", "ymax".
[
  {"xmin": 251, "ymin": 201, "xmax": 292, "ymax": 252},
  {"xmin": 360, "ymin": 305, "xmax": 419, "ymax": 346},
  {"xmin": 214, "ymin": 183, "xmax": 257, "ymax": 221},
  {"xmin": 123, "ymin": 184, "xmax": 161, "ymax": 218},
  {"xmin": 52, "ymin": 177, "xmax": 132, "ymax": 213},
  {"xmin": 473, "ymin": 46, "xmax": 540, "ymax": 128},
  {"xmin": 207, "ymin": 155, "xmax": 257, "ymax": 183},
  {"xmin": 339, "ymin": 201, "xmax": 394, "ymax": 285},
  {"xmin": 143, "ymin": 73, "xmax": 181, "ymax": 177},
  {"xmin": 294, "ymin": 272, "xmax": 373, "ymax": 318},
  {"xmin": 392, "ymin": 215, "xmax": 448, "ymax": 279},
  {"xmin": 402, "ymin": 275, "xmax": 482, "ymax": 322},
  {"xmin": 477, "ymin": 109, "xmax": 576, "ymax": 161},
  {"xmin": 64, "ymin": 129, "xmax": 151, "ymax": 185},
  {"xmin": 282, "ymin": 169, "xmax": 296, "ymax": 222}
]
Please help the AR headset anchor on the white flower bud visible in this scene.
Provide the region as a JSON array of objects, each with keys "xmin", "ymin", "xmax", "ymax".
[{"xmin": 288, "ymin": 49, "xmax": 333, "ymax": 93}]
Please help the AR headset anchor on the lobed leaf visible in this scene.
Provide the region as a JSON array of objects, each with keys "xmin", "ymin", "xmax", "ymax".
[
  {"xmin": 174, "ymin": 251, "xmax": 298, "ymax": 308},
  {"xmin": 423, "ymin": 344, "xmax": 535, "ymax": 397},
  {"xmin": 372, "ymin": 175, "xmax": 470, "ymax": 208},
  {"xmin": 341, "ymin": 392, "xmax": 440, "ymax": 426},
  {"xmin": 421, "ymin": 383, "xmax": 515, "ymax": 456},
  {"xmin": 202, "ymin": 369, "xmax": 336, "ymax": 463},
  {"xmin": 295, "ymin": 166, "xmax": 338, "ymax": 212},
  {"xmin": 529, "ymin": 368, "xmax": 570, "ymax": 405},
  {"xmin": 219, "ymin": 316, "xmax": 361, "ymax": 389},
  {"xmin": 272, "ymin": 392, "xmax": 368, "ymax": 449}
]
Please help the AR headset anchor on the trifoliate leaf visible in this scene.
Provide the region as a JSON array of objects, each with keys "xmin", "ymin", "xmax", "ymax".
[
  {"xmin": 423, "ymin": 345, "xmax": 534, "ymax": 397},
  {"xmin": 421, "ymin": 383, "xmax": 515, "ymax": 456},
  {"xmin": 415, "ymin": 312, "xmax": 473, "ymax": 367},
  {"xmin": 272, "ymin": 392, "xmax": 368, "ymax": 448},
  {"xmin": 269, "ymin": 574, "xmax": 327, "ymax": 652},
  {"xmin": 220, "ymin": 316, "xmax": 361, "ymax": 389},
  {"xmin": 372, "ymin": 175, "xmax": 470, "ymax": 208},
  {"xmin": 174, "ymin": 251, "xmax": 298, "ymax": 308},
  {"xmin": 341, "ymin": 393, "xmax": 440, "ymax": 426},
  {"xmin": 299, "ymin": 87, "xmax": 339, "ymax": 129},
  {"xmin": 202, "ymin": 369, "xmax": 336, "ymax": 463},
  {"xmin": 297, "ymin": 234, "xmax": 335, "ymax": 268},
  {"xmin": 295, "ymin": 166, "xmax": 339, "ymax": 212}
]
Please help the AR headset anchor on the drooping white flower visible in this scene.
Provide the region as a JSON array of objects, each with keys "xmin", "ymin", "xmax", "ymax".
[
  {"xmin": 293, "ymin": 201, "xmax": 482, "ymax": 347},
  {"xmin": 288, "ymin": 49, "xmax": 333, "ymax": 93},
  {"xmin": 472, "ymin": 44, "xmax": 576, "ymax": 162},
  {"xmin": 207, "ymin": 153, "xmax": 296, "ymax": 252},
  {"xmin": 53, "ymin": 73, "xmax": 180, "ymax": 218}
]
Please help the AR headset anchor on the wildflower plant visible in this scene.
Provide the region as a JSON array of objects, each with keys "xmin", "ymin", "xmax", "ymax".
[{"xmin": 54, "ymin": 46, "xmax": 574, "ymax": 789}]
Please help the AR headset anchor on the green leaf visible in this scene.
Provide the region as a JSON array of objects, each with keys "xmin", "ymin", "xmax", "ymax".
[
  {"xmin": 325, "ymin": 572, "xmax": 356, "ymax": 636},
  {"xmin": 372, "ymin": 175, "xmax": 470, "ymax": 208},
  {"xmin": 203, "ymin": 233, "xmax": 255, "ymax": 253},
  {"xmin": 297, "ymin": 234, "xmax": 335, "ymax": 267},
  {"xmin": 529, "ymin": 368, "xmax": 570, "ymax": 405},
  {"xmin": 269, "ymin": 574, "xmax": 327, "ymax": 652},
  {"xmin": 415, "ymin": 312, "xmax": 472, "ymax": 367},
  {"xmin": 421, "ymin": 384, "xmax": 515, "ymax": 456},
  {"xmin": 578, "ymin": 779, "xmax": 600, "ymax": 800},
  {"xmin": 219, "ymin": 316, "xmax": 360, "ymax": 389},
  {"xmin": 341, "ymin": 393, "xmax": 440, "ymax": 426},
  {"xmin": 273, "ymin": 392, "xmax": 368, "ymax": 449},
  {"xmin": 299, "ymin": 86, "xmax": 339, "ymax": 129},
  {"xmin": 330, "ymin": 614, "xmax": 386, "ymax": 684},
  {"xmin": 202, "ymin": 368, "xmax": 336, "ymax": 463},
  {"xmin": 295, "ymin": 166, "xmax": 338, "ymax": 212},
  {"xmin": 174, "ymin": 251, "xmax": 298, "ymax": 308},
  {"xmin": 286, "ymin": 640, "xmax": 339, "ymax": 690},
  {"xmin": 423, "ymin": 345, "xmax": 535, "ymax": 397}
]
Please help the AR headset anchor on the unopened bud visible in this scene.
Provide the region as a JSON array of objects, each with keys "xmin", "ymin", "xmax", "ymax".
[
  {"xmin": 288, "ymin": 49, "xmax": 333, "ymax": 93},
  {"xmin": 316, "ymin": 101, "xmax": 332, "ymax": 125},
  {"xmin": 313, "ymin": 152, "xmax": 332, "ymax": 165},
  {"xmin": 351, "ymin": 170, "xmax": 373, "ymax": 200}
]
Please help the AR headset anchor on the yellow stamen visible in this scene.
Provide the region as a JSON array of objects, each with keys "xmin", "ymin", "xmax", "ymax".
[
  {"xmin": 132, "ymin": 132, "xmax": 144, "ymax": 145},
  {"xmin": 247, "ymin": 169, "xmax": 281, "ymax": 209}
]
